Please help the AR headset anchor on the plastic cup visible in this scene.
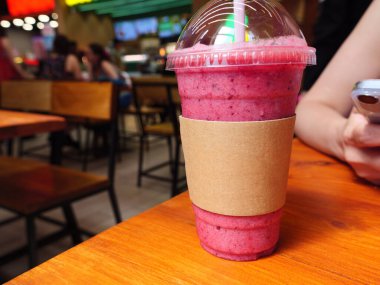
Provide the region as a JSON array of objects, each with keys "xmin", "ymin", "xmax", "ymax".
[{"xmin": 167, "ymin": 0, "xmax": 316, "ymax": 261}]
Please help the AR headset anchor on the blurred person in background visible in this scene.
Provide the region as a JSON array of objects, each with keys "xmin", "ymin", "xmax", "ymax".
[
  {"xmin": 303, "ymin": 0, "xmax": 372, "ymax": 90},
  {"xmin": 69, "ymin": 40, "xmax": 78, "ymax": 57},
  {"xmin": 109, "ymin": 38, "xmax": 125, "ymax": 71},
  {"xmin": 296, "ymin": 1, "xmax": 380, "ymax": 185},
  {"xmin": 39, "ymin": 35, "xmax": 82, "ymax": 81},
  {"xmin": 0, "ymin": 26, "xmax": 34, "ymax": 80},
  {"xmin": 38, "ymin": 35, "xmax": 83, "ymax": 149},
  {"xmin": 86, "ymin": 43, "xmax": 132, "ymax": 109},
  {"xmin": 85, "ymin": 43, "xmax": 133, "ymax": 154}
]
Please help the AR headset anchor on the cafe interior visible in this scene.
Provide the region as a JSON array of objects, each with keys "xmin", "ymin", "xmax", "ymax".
[{"xmin": 0, "ymin": 0, "xmax": 379, "ymax": 283}]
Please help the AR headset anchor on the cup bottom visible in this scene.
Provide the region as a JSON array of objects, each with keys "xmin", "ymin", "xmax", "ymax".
[
  {"xmin": 200, "ymin": 242, "xmax": 277, "ymax": 261},
  {"xmin": 193, "ymin": 204, "xmax": 282, "ymax": 261}
]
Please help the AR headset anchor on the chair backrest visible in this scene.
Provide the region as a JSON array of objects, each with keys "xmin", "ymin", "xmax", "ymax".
[
  {"xmin": 171, "ymin": 85, "xmax": 181, "ymax": 105},
  {"xmin": 131, "ymin": 76, "xmax": 180, "ymax": 137},
  {"xmin": 132, "ymin": 76, "xmax": 171, "ymax": 105},
  {"xmin": 52, "ymin": 81, "xmax": 118, "ymax": 184},
  {"xmin": 51, "ymin": 81, "xmax": 116, "ymax": 121},
  {"xmin": 0, "ymin": 80, "xmax": 52, "ymax": 112}
]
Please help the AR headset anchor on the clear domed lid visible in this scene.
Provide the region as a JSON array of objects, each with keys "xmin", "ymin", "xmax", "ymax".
[{"xmin": 166, "ymin": 0, "xmax": 316, "ymax": 70}]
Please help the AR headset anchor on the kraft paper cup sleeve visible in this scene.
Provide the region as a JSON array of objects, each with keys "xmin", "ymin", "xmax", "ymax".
[{"xmin": 180, "ymin": 116, "xmax": 296, "ymax": 216}]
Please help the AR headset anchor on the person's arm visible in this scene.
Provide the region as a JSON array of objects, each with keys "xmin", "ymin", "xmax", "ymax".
[
  {"xmin": 101, "ymin": 60, "xmax": 119, "ymax": 80},
  {"xmin": 1, "ymin": 37, "xmax": 34, "ymax": 79},
  {"xmin": 83, "ymin": 56, "xmax": 94, "ymax": 81},
  {"xmin": 66, "ymin": 54, "xmax": 83, "ymax": 81},
  {"xmin": 295, "ymin": 0, "xmax": 380, "ymax": 184}
]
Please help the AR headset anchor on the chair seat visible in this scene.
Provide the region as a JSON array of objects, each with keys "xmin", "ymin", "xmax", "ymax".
[
  {"xmin": 144, "ymin": 123, "xmax": 174, "ymax": 136},
  {"xmin": 65, "ymin": 116, "xmax": 108, "ymax": 125},
  {"xmin": 123, "ymin": 105, "xmax": 164, "ymax": 115},
  {"xmin": 0, "ymin": 156, "xmax": 109, "ymax": 215}
]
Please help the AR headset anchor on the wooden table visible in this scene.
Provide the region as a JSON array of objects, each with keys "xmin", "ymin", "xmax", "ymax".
[
  {"xmin": 0, "ymin": 110, "xmax": 66, "ymax": 141},
  {"xmin": 7, "ymin": 139, "xmax": 380, "ymax": 284},
  {"xmin": 0, "ymin": 110, "xmax": 66, "ymax": 163}
]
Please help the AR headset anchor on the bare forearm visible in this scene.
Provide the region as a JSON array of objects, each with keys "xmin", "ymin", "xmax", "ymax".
[
  {"xmin": 1, "ymin": 38, "xmax": 33, "ymax": 79},
  {"xmin": 12, "ymin": 63, "xmax": 29, "ymax": 78},
  {"xmin": 295, "ymin": 100, "xmax": 346, "ymax": 161},
  {"xmin": 296, "ymin": 1, "xmax": 380, "ymax": 161}
]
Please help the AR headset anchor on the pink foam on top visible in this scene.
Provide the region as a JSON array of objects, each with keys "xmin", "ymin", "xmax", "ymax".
[{"xmin": 167, "ymin": 36, "xmax": 314, "ymax": 69}]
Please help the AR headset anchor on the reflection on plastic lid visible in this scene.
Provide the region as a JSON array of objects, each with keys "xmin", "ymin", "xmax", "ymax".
[
  {"xmin": 122, "ymin": 54, "xmax": 149, "ymax": 63},
  {"xmin": 166, "ymin": 0, "xmax": 316, "ymax": 70}
]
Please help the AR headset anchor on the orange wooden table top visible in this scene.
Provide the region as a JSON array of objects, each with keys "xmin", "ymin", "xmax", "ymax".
[
  {"xmin": 8, "ymin": 139, "xmax": 380, "ymax": 284},
  {"xmin": 0, "ymin": 110, "xmax": 66, "ymax": 140}
]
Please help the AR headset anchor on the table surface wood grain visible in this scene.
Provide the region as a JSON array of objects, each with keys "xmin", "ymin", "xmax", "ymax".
[
  {"xmin": 0, "ymin": 110, "xmax": 66, "ymax": 140},
  {"xmin": 7, "ymin": 139, "xmax": 380, "ymax": 285}
]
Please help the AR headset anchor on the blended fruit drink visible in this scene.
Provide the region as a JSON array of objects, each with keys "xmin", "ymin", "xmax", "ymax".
[
  {"xmin": 176, "ymin": 39, "xmax": 306, "ymax": 122},
  {"xmin": 167, "ymin": 0, "xmax": 316, "ymax": 261},
  {"xmin": 176, "ymin": 40, "xmax": 305, "ymax": 261}
]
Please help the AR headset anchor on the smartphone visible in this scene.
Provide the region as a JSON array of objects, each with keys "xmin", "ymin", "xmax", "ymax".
[{"xmin": 352, "ymin": 79, "xmax": 380, "ymax": 123}]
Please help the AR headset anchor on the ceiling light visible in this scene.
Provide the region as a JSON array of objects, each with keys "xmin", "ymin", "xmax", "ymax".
[
  {"xmin": 0, "ymin": 20, "xmax": 11, "ymax": 28},
  {"xmin": 24, "ymin": 17, "xmax": 36, "ymax": 25},
  {"xmin": 37, "ymin": 22, "xmax": 45, "ymax": 30},
  {"xmin": 49, "ymin": 21, "xmax": 59, "ymax": 28},
  {"xmin": 13, "ymin": 18, "xmax": 24, "ymax": 27},
  {"xmin": 38, "ymin": 15, "xmax": 50, "ymax": 23},
  {"xmin": 23, "ymin": 24, "xmax": 33, "ymax": 31}
]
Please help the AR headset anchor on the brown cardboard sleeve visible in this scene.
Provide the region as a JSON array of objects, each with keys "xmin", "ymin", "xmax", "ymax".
[{"xmin": 180, "ymin": 116, "xmax": 296, "ymax": 216}]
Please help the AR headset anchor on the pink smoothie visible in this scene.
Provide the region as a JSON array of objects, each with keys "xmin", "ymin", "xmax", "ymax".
[
  {"xmin": 193, "ymin": 205, "xmax": 282, "ymax": 261},
  {"xmin": 176, "ymin": 64, "xmax": 304, "ymax": 121},
  {"xmin": 173, "ymin": 37, "xmax": 308, "ymax": 261}
]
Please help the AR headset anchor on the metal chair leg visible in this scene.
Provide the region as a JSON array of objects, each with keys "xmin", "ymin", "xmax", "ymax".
[
  {"xmin": 6, "ymin": 140, "xmax": 13, "ymax": 156},
  {"xmin": 18, "ymin": 138, "xmax": 24, "ymax": 157},
  {"xmin": 76, "ymin": 124, "xmax": 82, "ymax": 151},
  {"xmin": 50, "ymin": 131, "xmax": 64, "ymax": 165},
  {"xmin": 108, "ymin": 187, "xmax": 122, "ymax": 223},
  {"xmin": 62, "ymin": 205, "xmax": 82, "ymax": 245},
  {"xmin": 82, "ymin": 128, "xmax": 91, "ymax": 172},
  {"xmin": 167, "ymin": 137, "xmax": 174, "ymax": 174},
  {"xmin": 171, "ymin": 140, "xmax": 181, "ymax": 197},
  {"xmin": 26, "ymin": 215, "xmax": 37, "ymax": 269},
  {"xmin": 120, "ymin": 113, "xmax": 128, "ymax": 151},
  {"xmin": 116, "ymin": 121, "xmax": 123, "ymax": 163},
  {"xmin": 137, "ymin": 135, "xmax": 145, "ymax": 187}
]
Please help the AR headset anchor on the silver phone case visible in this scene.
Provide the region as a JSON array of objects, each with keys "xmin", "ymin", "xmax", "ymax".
[{"xmin": 352, "ymin": 80, "xmax": 380, "ymax": 123}]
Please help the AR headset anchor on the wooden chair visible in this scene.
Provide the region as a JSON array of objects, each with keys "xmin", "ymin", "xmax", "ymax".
[
  {"xmin": 0, "ymin": 80, "xmax": 52, "ymax": 113},
  {"xmin": 132, "ymin": 76, "xmax": 185, "ymax": 197},
  {"xmin": 0, "ymin": 81, "xmax": 121, "ymax": 269},
  {"xmin": 118, "ymin": 79, "xmax": 165, "ymax": 147},
  {"xmin": 0, "ymin": 80, "xmax": 52, "ymax": 155},
  {"xmin": 0, "ymin": 80, "xmax": 99, "ymax": 171}
]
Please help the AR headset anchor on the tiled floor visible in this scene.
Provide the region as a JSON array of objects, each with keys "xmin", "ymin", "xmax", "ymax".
[{"xmin": 0, "ymin": 128, "xmax": 183, "ymax": 282}]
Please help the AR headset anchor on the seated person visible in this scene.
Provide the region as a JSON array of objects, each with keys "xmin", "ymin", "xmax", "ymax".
[
  {"xmin": 39, "ymin": 35, "xmax": 83, "ymax": 81},
  {"xmin": 295, "ymin": 1, "xmax": 380, "ymax": 185},
  {"xmin": 85, "ymin": 43, "xmax": 132, "ymax": 109}
]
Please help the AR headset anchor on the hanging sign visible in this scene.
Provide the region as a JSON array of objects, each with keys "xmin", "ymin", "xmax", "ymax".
[
  {"xmin": 6, "ymin": 0, "xmax": 55, "ymax": 17},
  {"xmin": 65, "ymin": 0, "xmax": 93, "ymax": 7}
]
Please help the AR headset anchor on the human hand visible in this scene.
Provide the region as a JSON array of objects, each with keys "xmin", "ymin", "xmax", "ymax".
[{"xmin": 341, "ymin": 109, "xmax": 380, "ymax": 185}]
